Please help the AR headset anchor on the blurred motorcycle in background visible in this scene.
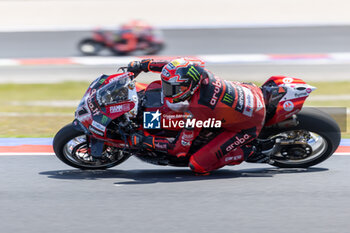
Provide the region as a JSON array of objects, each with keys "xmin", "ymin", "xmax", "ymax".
[{"xmin": 78, "ymin": 20, "xmax": 165, "ymax": 56}]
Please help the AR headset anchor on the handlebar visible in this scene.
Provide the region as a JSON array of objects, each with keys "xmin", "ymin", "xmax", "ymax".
[
  {"xmin": 117, "ymin": 66, "xmax": 139, "ymax": 80},
  {"xmin": 118, "ymin": 66, "xmax": 128, "ymax": 73}
]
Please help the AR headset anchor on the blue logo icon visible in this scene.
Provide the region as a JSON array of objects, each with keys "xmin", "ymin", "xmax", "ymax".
[{"xmin": 143, "ymin": 110, "xmax": 161, "ymax": 129}]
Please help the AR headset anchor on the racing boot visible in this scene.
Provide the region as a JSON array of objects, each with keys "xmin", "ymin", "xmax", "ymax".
[{"xmin": 244, "ymin": 145, "xmax": 270, "ymax": 163}]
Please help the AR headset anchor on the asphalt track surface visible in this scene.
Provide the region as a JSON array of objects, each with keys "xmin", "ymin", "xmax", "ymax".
[
  {"xmin": 1, "ymin": 26, "xmax": 350, "ymax": 233},
  {"xmin": 0, "ymin": 155, "xmax": 350, "ymax": 233},
  {"xmin": 1, "ymin": 26, "xmax": 350, "ymax": 58}
]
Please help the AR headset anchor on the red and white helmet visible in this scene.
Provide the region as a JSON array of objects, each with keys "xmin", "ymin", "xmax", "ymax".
[
  {"xmin": 121, "ymin": 20, "xmax": 151, "ymax": 32},
  {"xmin": 161, "ymin": 58, "xmax": 205, "ymax": 103}
]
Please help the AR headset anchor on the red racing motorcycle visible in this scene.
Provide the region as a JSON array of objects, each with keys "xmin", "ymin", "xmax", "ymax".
[
  {"xmin": 78, "ymin": 28, "xmax": 164, "ymax": 56},
  {"xmin": 53, "ymin": 68, "xmax": 341, "ymax": 170}
]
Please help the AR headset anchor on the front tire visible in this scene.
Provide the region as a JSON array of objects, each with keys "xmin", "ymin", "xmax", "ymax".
[
  {"xmin": 260, "ymin": 108, "xmax": 341, "ymax": 168},
  {"xmin": 78, "ymin": 39, "xmax": 103, "ymax": 56},
  {"xmin": 53, "ymin": 123, "xmax": 130, "ymax": 170}
]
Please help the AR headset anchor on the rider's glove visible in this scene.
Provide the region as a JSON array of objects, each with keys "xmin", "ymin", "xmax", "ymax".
[
  {"xmin": 139, "ymin": 59, "xmax": 152, "ymax": 72},
  {"xmin": 127, "ymin": 59, "xmax": 153, "ymax": 74},
  {"xmin": 131, "ymin": 132, "xmax": 155, "ymax": 151},
  {"xmin": 131, "ymin": 132, "xmax": 144, "ymax": 147},
  {"xmin": 127, "ymin": 61, "xmax": 142, "ymax": 74}
]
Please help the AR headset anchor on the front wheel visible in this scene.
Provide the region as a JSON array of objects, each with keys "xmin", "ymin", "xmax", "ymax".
[
  {"xmin": 53, "ymin": 123, "xmax": 130, "ymax": 170},
  {"xmin": 260, "ymin": 108, "xmax": 341, "ymax": 168},
  {"xmin": 78, "ymin": 39, "xmax": 103, "ymax": 55}
]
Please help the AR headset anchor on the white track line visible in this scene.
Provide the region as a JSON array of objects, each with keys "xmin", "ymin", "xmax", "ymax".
[
  {"xmin": 0, "ymin": 153, "xmax": 55, "ymax": 156},
  {"xmin": 2, "ymin": 53, "xmax": 350, "ymax": 67}
]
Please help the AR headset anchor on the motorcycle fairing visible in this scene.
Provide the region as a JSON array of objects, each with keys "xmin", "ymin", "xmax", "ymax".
[
  {"xmin": 143, "ymin": 80, "xmax": 163, "ymax": 108},
  {"xmin": 262, "ymin": 76, "xmax": 316, "ymax": 126},
  {"xmin": 75, "ymin": 72, "xmax": 138, "ymax": 137}
]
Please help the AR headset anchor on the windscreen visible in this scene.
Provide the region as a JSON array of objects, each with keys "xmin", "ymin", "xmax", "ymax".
[{"xmin": 97, "ymin": 77, "xmax": 129, "ymax": 106}]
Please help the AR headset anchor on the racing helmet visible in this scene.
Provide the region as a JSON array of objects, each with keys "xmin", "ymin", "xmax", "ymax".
[
  {"xmin": 161, "ymin": 58, "xmax": 205, "ymax": 103},
  {"xmin": 122, "ymin": 20, "xmax": 151, "ymax": 33}
]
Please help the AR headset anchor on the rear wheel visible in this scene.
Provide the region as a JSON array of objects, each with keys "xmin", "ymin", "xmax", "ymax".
[
  {"xmin": 53, "ymin": 123, "xmax": 130, "ymax": 170},
  {"xmin": 145, "ymin": 42, "xmax": 164, "ymax": 55},
  {"xmin": 110, "ymin": 48, "xmax": 128, "ymax": 56},
  {"xmin": 260, "ymin": 108, "xmax": 341, "ymax": 168}
]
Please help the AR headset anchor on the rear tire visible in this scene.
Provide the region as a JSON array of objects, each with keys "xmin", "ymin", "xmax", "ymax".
[
  {"xmin": 111, "ymin": 48, "xmax": 128, "ymax": 56},
  {"xmin": 145, "ymin": 42, "xmax": 164, "ymax": 55},
  {"xmin": 260, "ymin": 108, "xmax": 341, "ymax": 168}
]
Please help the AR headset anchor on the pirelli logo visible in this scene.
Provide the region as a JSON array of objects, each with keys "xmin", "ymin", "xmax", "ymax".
[{"xmin": 187, "ymin": 66, "xmax": 201, "ymax": 81}]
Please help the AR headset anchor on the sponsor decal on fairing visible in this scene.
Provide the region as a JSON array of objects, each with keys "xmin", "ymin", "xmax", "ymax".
[
  {"xmin": 87, "ymin": 89, "xmax": 100, "ymax": 116},
  {"xmin": 91, "ymin": 120, "xmax": 106, "ymax": 132},
  {"xmin": 282, "ymin": 77, "xmax": 293, "ymax": 84},
  {"xmin": 89, "ymin": 126, "xmax": 104, "ymax": 136},
  {"xmin": 109, "ymin": 103, "xmax": 132, "ymax": 114},
  {"xmin": 283, "ymin": 101, "xmax": 294, "ymax": 112},
  {"xmin": 101, "ymin": 115, "xmax": 109, "ymax": 124}
]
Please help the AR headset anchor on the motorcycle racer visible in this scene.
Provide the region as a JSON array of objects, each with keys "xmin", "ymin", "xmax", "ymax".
[
  {"xmin": 114, "ymin": 20, "xmax": 154, "ymax": 53},
  {"xmin": 128, "ymin": 58, "xmax": 266, "ymax": 174}
]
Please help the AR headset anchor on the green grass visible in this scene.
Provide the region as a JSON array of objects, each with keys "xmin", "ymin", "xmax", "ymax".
[
  {"xmin": 0, "ymin": 115, "xmax": 74, "ymax": 138},
  {"xmin": 306, "ymin": 100, "xmax": 350, "ymax": 108},
  {"xmin": 0, "ymin": 82, "xmax": 88, "ymax": 137},
  {"xmin": 0, "ymin": 81, "xmax": 349, "ymax": 138},
  {"xmin": 0, "ymin": 106, "xmax": 76, "ymax": 113},
  {"xmin": 307, "ymin": 81, "xmax": 350, "ymax": 95},
  {"xmin": 0, "ymin": 82, "xmax": 89, "ymax": 101}
]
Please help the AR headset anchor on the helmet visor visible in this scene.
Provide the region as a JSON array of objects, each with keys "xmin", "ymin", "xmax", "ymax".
[{"xmin": 162, "ymin": 81, "xmax": 188, "ymax": 98}]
